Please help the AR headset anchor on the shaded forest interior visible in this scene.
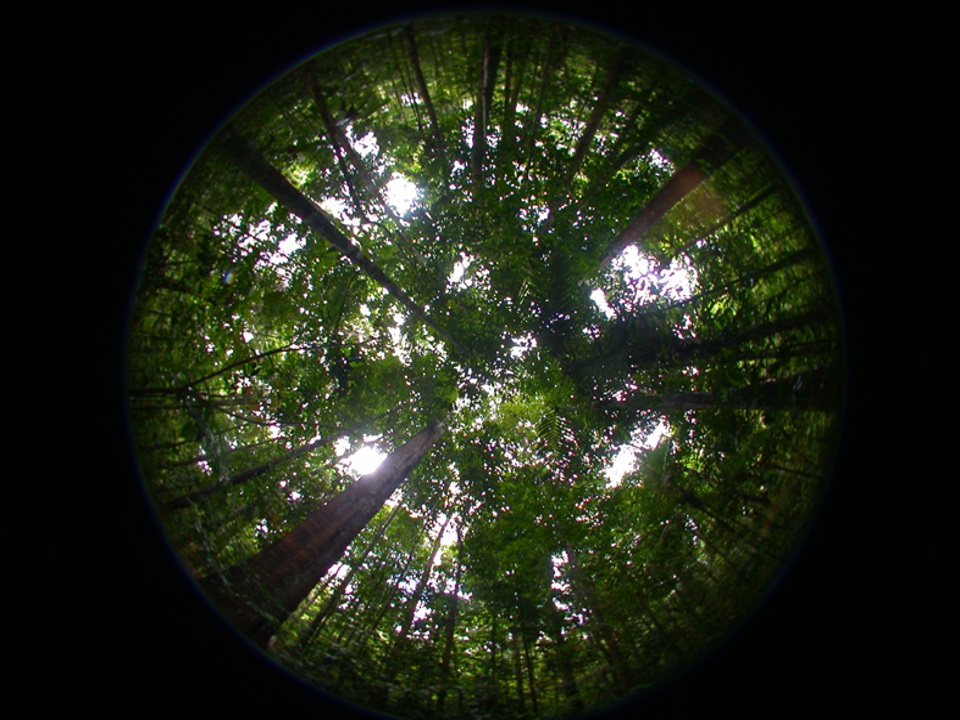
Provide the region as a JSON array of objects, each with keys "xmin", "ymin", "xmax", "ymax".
[{"xmin": 126, "ymin": 15, "xmax": 845, "ymax": 720}]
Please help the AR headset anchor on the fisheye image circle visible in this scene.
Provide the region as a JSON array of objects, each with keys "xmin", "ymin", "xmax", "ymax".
[{"xmin": 127, "ymin": 13, "xmax": 844, "ymax": 719}]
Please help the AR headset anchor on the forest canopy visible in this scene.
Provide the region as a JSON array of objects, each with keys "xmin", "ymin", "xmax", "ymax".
[{"xmin": 127, "ymin": 14, "xmax": 844, "ymax": 720}]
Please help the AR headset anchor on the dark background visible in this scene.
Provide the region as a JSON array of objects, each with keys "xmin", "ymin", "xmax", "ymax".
[{"xmin": 96, "ymin": 3, "xmax": 891, "ymax": 716}]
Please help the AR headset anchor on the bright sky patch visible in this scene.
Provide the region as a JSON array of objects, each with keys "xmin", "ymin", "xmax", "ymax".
[{"xmin": 385, "ymin": 174, "xmax": 420, "ymax": 215}]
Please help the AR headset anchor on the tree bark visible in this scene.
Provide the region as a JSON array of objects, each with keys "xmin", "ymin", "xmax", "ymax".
[
  {"xmin": 386, "ymin": 514, "xmax": 451, "ymax": 663},
  {"xmin": 197, "ymin": 419, "xmax": 445, "ymax": 647},
  {"xmin": 522, "ymin": 630, "xmax": 540, "ymax": 716},
  {"xmin": 302, "ymin": 71, "xmax": 365, "ymax": 215},
  {"xmin": 511, "ymin": 629, "xmax": 527, "ymax": 713},
  {"xmin": 564, "ymin": 545, "xmax": 633, "ymax": 692},
  {"xmin": 128, "ymin": 340, "xmax": 310, "ymax": 396},
  {"xmin": 303, "ymin": 72, "xmax": 377, "ymax": 204},
  {"xmin": 576, "ymin": 304, "xmax": 827, "ymax": 380},
  {"xmin": 299, "ymin": 502, "xmax": 402, "ymax": 648},
  {"xmin": 376, "ymin": 513, "xmax": 452, "ymax": 704},
  {"xmin": 521, "ymin": 27, "xmax": 559, "ymax": 184},
  {"xmin": 582, "ymin": 92, "xmax": 688, "ymax": 203},
  {"xmin": 596, "ymin": 117, "xmax": 754, "ymax": 270}
]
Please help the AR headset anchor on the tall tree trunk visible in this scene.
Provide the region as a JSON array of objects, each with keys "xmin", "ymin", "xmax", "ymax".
[
  {"xmin": 547, "ymin": 610, "xmax": 584, "ymax": 714},
  {"xmin": 382, "ymin": 513, "xmax": 452, "ymax": 678},
  {"xmin": 522, "ymin": 630, "xmax": 540, "ymax": 716},
  {"xmin": 302, "ymin": 71, "xmax": 365, "ymax": 215},
  {"xmin": 497, "ymin": 37, "xmax": 523, "ymax": 174},
  {"xmin": 521, "ymin": 27, "xmax": 560, "ymax": 185},
  {"xmin": 490, "ymin": 614, "xmax": 501, "ymax": 709},
  {"xmin": 436, "ymin": 524, "xmax": 462, "ymax": 715},
  {"xmin": 305, "ymin": 71, "xmax": 424, "ymax": 272},
  {"xmin": 197, "ymin": 419, "xmax": 445, "ymax": 647},
  {"xmin": 511, "ymin": 628, "xmax": 527, "ymax": 713},
  {"xmin": 596, "ymin": 117, "xmax": 754, "ymax": 270},
  {"xmin": 405, "ymin": 25, "xmax": 448, "ymax": 172},
  {"xmin": 472, "ymin": 23, "xmax": 503, "ymax": 192},
  {"xmin": 353, "ymin": 512, "xmax": 433, "ymax": 645},
  {"xmin": 219, "ymin": 131, "xmax": 463, "ymax": 353},
  {"xmin": 608, "ymin": 365, "xmax": 840, "ymax": 419},
  {"xmin": 538, "ymin": 51, "xmax": 626, "ymax": 236},
  {"xmin": 670, "ymin": 184, "xmax": 777, "ymax": 259},
  {"xmin": 303, "ymin": 73, "xmax": 378, "ymax": 203},
  {"xmin": 374, "ymin": 512, "xmax": 452, "ymax": 705},
  {"xmin": 129, "ymin": 340, "xmax": 320, "ymax": 396},
  {"xmin": 582, "ymin": 92, "xmax": 689, "ymax": 203},
  {"xmin": 577, "ymin": 304, "xmax": 828, "ymax": 380},
  {"xmin": 299, "ymin": 502, "xmax": 403, "ymax": 648},
  {"xmin": 565, "ymin": 51, "xmax": 625, "ymax": 187}
]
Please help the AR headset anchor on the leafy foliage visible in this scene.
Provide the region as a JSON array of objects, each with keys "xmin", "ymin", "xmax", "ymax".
[{"xmin": 127, "ymin": 14, "xmax": 843, "ymax": 720}]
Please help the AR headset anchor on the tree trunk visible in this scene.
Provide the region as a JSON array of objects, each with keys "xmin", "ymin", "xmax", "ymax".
[
  {"xmin": 303, "ymin": 73, "xmax": 378, "ymax": 203},
  {"xmin": 219, "ymin": 131, "xmax": 462, "ymax": 353},
  {"xmin": 582, "ymin": 92, "xmax": 689, "ymax": 203},
  {"xmin": 383, "ymin": 513, "xmax": 451, "ymax": 675},
  {"xmin": 299, "ymin": 502, "xmax": 402, "ymax": 648},
  {"xmin": 537, "ymin": 51, "xmax": 625, "ymax": 236},
  {"xmin": 522, "ymin": 630, "xmax": 540, "ymax": 715},
  {"xmin": 596, "ymin": 117, "xmax": 754, "ymax": 269},
  {"xmin": 436, "ymin": 525, "xmax": 462, "ymax": 715},
  {"xmin": 197, "ymin": 419, "xmax": 445, "ymax": 647},
  {"xmin": 302, "ymin": 71, "xmax": 365, "ymax": 215},
  {"xmin": 511, "ymin": 629, "xmax": 527, "ymax": 713},
  {"xmin": 564, "ymin": 545, "xmax": 633, "ymax": 692},
  {"xmin": 577, "ymin": 304, "xmax": 828, "ymax": 380},
  {"xmin": 521, "ymin": 28, "xmax": 559, "ymax": 184},
  {"xmin": 305, "ymin": 71, "xmax": 424, "ymax": 272},
  {"xmin": 565, "ymin": 52, "xmax": 625, "ymax": 186},
  {"xmin": 543, "ymin": 600, "xmax": 583, "ymax": 713},
  {"xmin": 472, "ymin": 23, "xmax": 503, "ymax": 191},
  {"xmin": 608, "ymin": 366, "xmax": 840, "ymax": 418},
  {"xmin": 497, "ymin": 37, "xmax": 525, "ymax": 173},
  {"xmin": 129, "ymin": 340, "xmax": 313, "ymax": 396},
  {"xmin": 405, "ymin": 25, "xmax": 448, "ymax": 171}
]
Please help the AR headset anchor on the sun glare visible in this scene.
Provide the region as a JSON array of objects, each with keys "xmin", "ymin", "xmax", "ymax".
[{"xmin": 347, "ymin": 445, "xmax": 387, "ymax": 475}]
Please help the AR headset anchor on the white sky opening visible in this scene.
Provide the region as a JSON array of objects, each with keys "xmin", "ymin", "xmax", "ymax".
[
  {"xmin": 606, "ymin": 245, "xmax": 698, "ymax": 307},
  {"xmin": 347, "ymin": 128, "xmax": 380, "ymax": 160},
  {"xmin": 335, "ymin": 436, "xmax": 388, "ymax": 476},
  {"xmin": 509, "ymin": 334, "xmax": 537, "ymax": 358},
  {"xmin": 277, "ymin": 231, "xmax": 304, "ymax": 258},
  {"xmin": 646, "ymin": 148, "xmax": 674, "ymax": 172},
  {"xmin": 604, "ymin": 420, "xmax": 670, "ymax": 488},
  {"xmin": 447, "ymin": 252, "xmax": 476, "ymax": 290},
  {"xmin": 590, "ymin": 287, "xmax": 616, "ymax": 319},
  {"xmin": 385, "ymin": 174, "xmax": 420, "ymax": 215}
]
